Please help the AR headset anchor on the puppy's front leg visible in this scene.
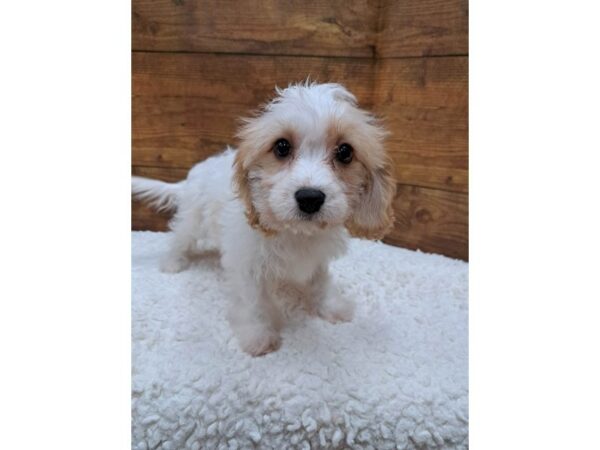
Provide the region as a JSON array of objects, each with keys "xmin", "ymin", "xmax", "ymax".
[
  {"xmin": 227, "ymin": 277, "xmax": 283, "ymax": 357},
  {"xmin": 311, "ymin": 265, "xmax": 355, "ymax": 324}
]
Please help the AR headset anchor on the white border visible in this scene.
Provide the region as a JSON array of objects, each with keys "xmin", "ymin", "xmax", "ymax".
[
  {"xmin": 0, "ymin": 1, "xmax": 130, "ymax": 448},
  {"xmin": 471, "ymin": 0, "xmax": 600, "ymax": 448}
]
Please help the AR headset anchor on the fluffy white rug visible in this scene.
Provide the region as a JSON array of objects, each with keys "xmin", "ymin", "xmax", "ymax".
[{"xmin": 132, "ymin": 231, "xmax": 468, "ymax": 450}]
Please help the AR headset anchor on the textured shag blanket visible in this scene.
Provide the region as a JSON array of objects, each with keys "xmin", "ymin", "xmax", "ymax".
[{"xmin": 132, "ymin": 231, "xmax": 468, "ymax": 449}]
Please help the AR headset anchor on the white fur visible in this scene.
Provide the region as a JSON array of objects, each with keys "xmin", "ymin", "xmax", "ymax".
[{"xmin": 132, "ymin": 83, "xmax": 387, "ymax": 356}]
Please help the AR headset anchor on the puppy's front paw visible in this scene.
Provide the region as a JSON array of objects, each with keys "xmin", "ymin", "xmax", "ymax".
[
  {"xmin": 240, "ymin": 330, "xmax": 282, "ymax": 357},
  {"xmin": 318, "ymin": 297, "xmax": 355, "ymax": 324},
  {"xmin": 160, "ymin": 255, "xmax": 190, "ymax": 273}
]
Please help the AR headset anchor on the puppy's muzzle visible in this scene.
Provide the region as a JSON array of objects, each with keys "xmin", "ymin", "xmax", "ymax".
[{"xmin": 295, "ymin": 188, "xmax": 326, "ymax": 214}]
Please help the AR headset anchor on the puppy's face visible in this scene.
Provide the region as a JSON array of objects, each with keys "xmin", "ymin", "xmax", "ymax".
[{"xmin": 234, "ymin": 83, "xmax": 396, "ymax": 239}]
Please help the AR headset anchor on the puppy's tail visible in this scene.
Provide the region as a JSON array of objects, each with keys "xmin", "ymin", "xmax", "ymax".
[{"xmin": 132, "ymin": 176, "xmax": 183, "ymax": 213}]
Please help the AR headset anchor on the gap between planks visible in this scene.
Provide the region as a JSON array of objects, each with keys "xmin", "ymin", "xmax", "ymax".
[{"xmin": 132, "ymin": 49, "xmax": 468, "ymax": 61}]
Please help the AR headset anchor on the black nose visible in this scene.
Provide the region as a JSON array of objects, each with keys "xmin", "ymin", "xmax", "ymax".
[{"xmin": 295, "ymin": 188, "xmax": 326, "ymax": 214}]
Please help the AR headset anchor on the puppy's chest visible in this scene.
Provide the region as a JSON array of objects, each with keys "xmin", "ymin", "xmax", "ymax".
[
  {"xmin": 263, "ymin": 233, "xmax": 346, "ymax": 283},
  {"xmin": 275, "ymin": 253, "xmax": 321, "ymax": 284}
]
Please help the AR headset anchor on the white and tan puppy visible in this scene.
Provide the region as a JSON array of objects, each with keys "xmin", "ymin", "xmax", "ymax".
[{"xmin": 132, "ymin": 82, "xmax": 396, "ymax": 356}]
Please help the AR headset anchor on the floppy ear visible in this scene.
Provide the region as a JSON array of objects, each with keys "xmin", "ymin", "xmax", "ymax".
[
  {"xmin": 232, "ymin": 148, "xmax": 261, "ymax": 230},
  {"xmin": 232, "ymin": 131, "xmax": 277, "ymax": 236},
  {"xmin": 346, "ymin": 159, "xmax": 396, "ymax": 240}
]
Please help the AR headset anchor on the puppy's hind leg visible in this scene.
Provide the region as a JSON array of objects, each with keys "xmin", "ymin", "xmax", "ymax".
[{"xmin": 160, "ymin": 210, "xmax": 200, "ymax": 273}]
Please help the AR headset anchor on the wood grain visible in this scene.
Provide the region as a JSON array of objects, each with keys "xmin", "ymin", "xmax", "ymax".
[
  {"xmin": 133, "ymin": 52, "xmax": 375, "ymax": 168},
  {"xmin": 377, "ymin": 0, "xmax": 468, "ymax": 57},
  {"xmin": 132, "ymin": 201, "xmax": 171, "ymax": 231},
  {"xmin": 133, "ymin": 0, "xmax": 380, "ymax": 57},
  {"xmin": 383, "ymin": 184, "xmax": 468, "ymax": 260},
  {"xmin": 374, "ymin": 56, "xmax": 468, "ymax": 192},
  {"xmin": 132, "ymin": 0, "xmax": 467, "ymax": 58},
  {"xmin": 133, "ymin": 52, "xmax": 467, "ymax": 192},
  {"xmin": 132, "ymin": 52, "xmax": 375, "ymax": 101}
]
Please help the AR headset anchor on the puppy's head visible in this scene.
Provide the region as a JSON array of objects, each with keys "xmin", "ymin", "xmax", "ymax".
[{"xmin": 233, "ymin": 82, "xmax": 396, "ymax": 239}]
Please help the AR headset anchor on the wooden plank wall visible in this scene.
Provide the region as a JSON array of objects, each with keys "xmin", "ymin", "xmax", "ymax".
[{"xmin": 132, "ymin": 0, "xmax": 468, "ymax": 260}]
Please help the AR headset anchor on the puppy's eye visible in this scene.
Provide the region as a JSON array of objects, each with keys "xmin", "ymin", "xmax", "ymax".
[
  {"xmin": 273, "ymin": 138, "xmax": 291, "ymax": 158},
  {"xmin": 335, "ymin": 143, "xmax": 353, "ymax": 164}
]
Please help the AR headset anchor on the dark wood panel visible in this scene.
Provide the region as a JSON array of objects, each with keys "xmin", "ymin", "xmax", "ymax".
[
  {"xmin": 132, "ymin": 0, "xmax": 467, "ymax": 58},
  {"xmin": 133, "ymin": 52, "xmax": 467, "ymax": 192},
  {"xmin": 133, "ymin": 0, "xmax": 379, "ymax": 57},
  {"xmin": 133, "ymin": 52, "xmax": 375, "ymax": 101},
  {"xmin": 133, "ymin": 165, "xmax": 188, "ymax": 181},
  {"xmin": 383, "ymin": 184, "xmax": 468, "ymax": 260},
  {"xmin": 377, "ymin": 0, "xmax": 468, "ymax": 57},
  {"xmin": 374, "ymin": 56, "xmax": 468, "ymax": 192},
  {"xmin": 132, "ymin": 201, "xmax": 171, "ymax": 231},
  {"xmin": 133, "ymin": 96, "xmax": 238, "ymax": 168},
  {"xmin": 133, "ymin": 52, "xmax": 375, "ymax": 168}
]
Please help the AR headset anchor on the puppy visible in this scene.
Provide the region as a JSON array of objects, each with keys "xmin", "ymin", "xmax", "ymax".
[{"xmin": 132, "ymin": 82, "xmax": 396, "ymax": 356}]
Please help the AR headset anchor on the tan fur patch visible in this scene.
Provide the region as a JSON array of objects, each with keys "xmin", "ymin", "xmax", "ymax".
[
  {"xmin": 232, "ymin": 147, "xmax": 277, "ymax": 236},
  {"xmin": 327, "ymin": 115, "xmax": 397, "ymax": 239}
]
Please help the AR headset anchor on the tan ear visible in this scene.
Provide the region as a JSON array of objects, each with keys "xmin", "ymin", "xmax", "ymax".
[
  {"xmin": 346, "ymin": 160, "xmax": 396, "ymax": 240},
  {"xmin": 232, "ymin": 147, "xmax": 276, "ymax": 236},
  {"xmin": 232, "ymin": 148, "xmax": 260, "ymax": 229}
]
